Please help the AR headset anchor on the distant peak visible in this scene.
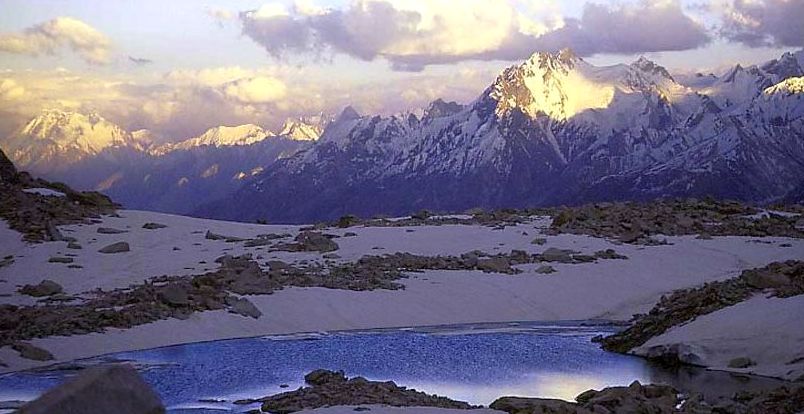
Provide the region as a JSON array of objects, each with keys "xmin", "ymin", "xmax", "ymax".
[
  {"xmin": 526, "ymin": 48, "xmax": 580, "ymax": 70},
  {"xmin": 424, "ymin": 99, "xmax": 463, "ymax": 119},
  {"xmin": 279, "ymin": 118, "xmax": 323, "ymax": 141},
  {"xmin": 631, "ymin": 56, "xmax": 675, "ymax": 81},
  {"xmin": 337, "ymin": 106, "xmax": 361, "ymax": 122}
]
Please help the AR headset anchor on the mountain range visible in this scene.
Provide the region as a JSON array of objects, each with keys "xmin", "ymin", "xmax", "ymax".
[
  {"xmin": 0, "ymin": 110, "xmax": 326, "ymax": 214},
  {"xmin": 197, "ymin": 49, "xmax": 804, "ymax": 223},
  {"xmin": 2, "ymin": 49, "xmax": 803, "ymax": 222}
]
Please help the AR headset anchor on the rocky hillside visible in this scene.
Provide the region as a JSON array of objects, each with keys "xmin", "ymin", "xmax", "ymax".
[
  {"xmin": 0, "ymin": 149, "xmax": 117, "ymax": 241},
  {"xmin": 198, "ymin": 50, "xmax": 804, "ymax": 223}
]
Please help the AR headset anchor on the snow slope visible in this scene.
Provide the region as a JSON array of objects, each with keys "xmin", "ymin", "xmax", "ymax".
[{"xmin": 1, "ymin": 210, "xmax": 802, "ymax": 377}]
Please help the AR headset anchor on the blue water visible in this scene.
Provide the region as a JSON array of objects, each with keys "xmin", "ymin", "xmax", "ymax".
[{"xmin": 0, "ymin": 322, "xmax": 784, "ymax": 413}]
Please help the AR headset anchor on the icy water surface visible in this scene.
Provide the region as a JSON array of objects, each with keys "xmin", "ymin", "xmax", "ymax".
[{"xmin": 0, "ymin": 322, "xmax": 785, "ymax": 413}]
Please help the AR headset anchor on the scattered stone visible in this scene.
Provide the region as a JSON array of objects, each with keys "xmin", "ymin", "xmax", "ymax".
[
  {"xmin": 12, "ymin": 342, "xmax": 54, "ymax": 361},
  {"xmin": 17, "ymin": 364, "xmax": 165, "ymax": 414},
  {"xmin": 45, "ymin": 221, "xmax": 65, "ymax": 242},
  {"xmin": 697, "ymin": 232, "xmax": 713, "ymax": 240},
  {"xmin": 343, "ymin": 232, "xmax": 358, "ymax": 237},
  {"xmin": 227, "ymin": 297, "xmax": 262, "ymax": 319},
  {"xmin": 66, "ymin": 241, "xmax": 82, "ymax": 249},
  {"xmin": 205, "ymin": 230, "xmax": 245, "ymax": 242},
  {"xmin": 534, "ymin": 265, "xmax": 555, "ymax": 274},
  {"xmin": 98, "ymin": 242, "xmax": 130, "ymax": 254},
  {"xmin": 476, "ymin": 257, "xmax": 516, "ymax": 274},
  {"xmin": 48, "ymin": 256, "xmax": 74, "ymax": 264},
  {"xmin": 337, "ymin": 215, "xmax": 361, "ymax": 228},
  {"xmin": 159, "ymin": 285, "xmax": 190, "ymax": 306},
  {"xmin": 323, "ymin": 254, "xmax": 341, "ymax": 259},
  {"xmin": 19, "ymin": 280, "xmax": 63, "ymax": 297},
  {"xmin": 97, "ymin": 227, "xmax": 127, "ymax": 234},
  {"xmin": 594, "ymin": 249, "xmax": 628, "ymax": 260},
  {"xmin": 294, "ymin": 231, "xmax": 339, "ymax": 253},
  {"xmin": 539, "ymin": 248, "xmax": 575, "ymax": 263},
  {"xmin": 728, "ymin": 357, "xmax": 756, "ymax": 368},
  {"xmin": 531, "ymin": 238, "xmax": 547, "ymax": 245},
  {"xmin": 0, "ymin": 255, "xmax": 13, "ymax": 268},
  {"xmin": 142, "ymin": 222, "xmax": 168, "ymax": 230}
]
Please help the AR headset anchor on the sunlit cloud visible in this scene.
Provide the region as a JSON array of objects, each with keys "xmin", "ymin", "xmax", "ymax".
[
  {"xmin": 222, "ymin": 76, "xmax": 287, "ymax": 104},
  {"xmin": 238, "ymin": 0, "xmax": 710, "ymax": 71},
  {"xmin": 718, "ymin": 0, "xmax": 804, "ymax": 47},
  {"xmin": 0, "ymin": 79, "xmax": 25, "ymax": 100},
  {"xmin": 0, "ymin": 17, "xmax": 112, "ymax": 65}
]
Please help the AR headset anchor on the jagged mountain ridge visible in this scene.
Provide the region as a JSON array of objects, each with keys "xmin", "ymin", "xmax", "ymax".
[
  {"xmin": 196, "ymin": 49, "xmax": 804, "ymax": 223},
  {"xmin": 0, "ymin": 112, "xmax": 326, "ymax": 214}
]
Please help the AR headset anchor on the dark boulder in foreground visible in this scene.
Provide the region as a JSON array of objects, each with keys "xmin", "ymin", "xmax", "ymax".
[
  {"xmin": 236, "ymin": 369, "xmax": 472, "ymax": 412},
  {"xmin": 18, "ymin": 364, "xmax": 165, "ymax": 414}
]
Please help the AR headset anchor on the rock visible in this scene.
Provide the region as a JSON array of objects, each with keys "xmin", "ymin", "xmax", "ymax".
[
  {"xmin": 344, "ymin": 232, "xmax": 358, "ymax": 237},
  {"xmin": 534, "ymin": 265, "xmax": 556, "ymax": 274},
  {"xmin": 531, "ymin": 238, "xmax": 547, "ymax": 245},
  {"xmin": 594, "ymin": 249, "xmax": 628, "ymax": 260},
  {"xmin": 98, "ymin": 242, "xmax": 130, "ymax": 254},
  {"xmin": 305, "ymin": 369, "xmax": 347, "ymax": 386},
  {"xmin": 142, "ymin": 222, "xmax": 167, "ymax": 230},
  {"xmin": 643, "ymin": 343, "xmax": 705, "ymax": 366},
  {"xmin": 742, "ymin": 268, "xmax": 792, "ymax": 289},
  {"xmin": 256, "ymin": 370, "xmax": 471, "ymax": 413},
  {"xmin": 45, "ymin": 221, "xmax": 64, "ymax": 241},
  {"xmin": 295, "ymin": 231, "xmax": 339, "ymax": 252},
  {"xmin": 476, "ymin": 257, "xmax": 515, "ymax": 274},
  {"xmin": 540, "ymin": 248, "xmax": 575, "ymax": 263},
  {"xmin": 205, "ymin": 230, "xmax": 245, "ymax": 242},
  {"xmin": 728, "ymin": 357, "xmax": 756, "ymax": 368},
  {"xmin": 66, "ymin": 241, "xmax": 82, "ymax": 249},
  {"xmin": 48, "ymin": 256, "xmax": 74, "ymax": 264},
  {"xmin": 696, "ymin": 232, "xmax": 713, "ymax": 240},
  {"xmin": 97, "ymin": 227, "xmax": 127, "ymax": 234},
  {"xmin": 159, "ymin": 285, "xmax": 190, "ymax": 306},
  {"xmin": 12, "ymin": 342, "xmax": 54, "ymax": 361},
  {"xmin": 19, "ymin": 280, "xmax": 63, "ymax": 297},
  {"xmin": 323, "ymin": 254, "xmax": 341, "ymax": 259},
  {"xmin": 490, "ymin": 397, "xmax": 592, "ymax": 414},
  {"xmin": 228, "ymin": 297, "xmax": 262, "ymax": 319},
  {"xmin": 17, "ymin": 364, "xmax": 165, "ymax": 414}
]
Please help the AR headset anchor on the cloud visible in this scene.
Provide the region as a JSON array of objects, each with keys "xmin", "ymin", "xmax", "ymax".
[
  {"xmin": 207, "ymin": 7, "xmax": 235, "ymax": 26},
  {"xmin": 222, "ymin": 76, "xmax": 287, "ymax": 104},
  {"xmin": 528, "ymin": 0, "xmax": 712, "ymax": 56},
  {"xmin": 0, "ymin": 17, "xmax": 112, "ymax": 65},
  {"xmin": 238, "ymin": 0, "xmax": 710, "ymax": 71},
  {"xmin": 0, "ymin": 79, "xmax": 25, "ymax": 100},
  {"xmin": 719, "ymin": 0, "xmax": 804, "ymax": 47}
]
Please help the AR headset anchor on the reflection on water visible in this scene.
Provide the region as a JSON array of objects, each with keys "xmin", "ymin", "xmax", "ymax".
[{"xmin": 0, "ymin": 322, "xmax": 787, "ymax": 413}]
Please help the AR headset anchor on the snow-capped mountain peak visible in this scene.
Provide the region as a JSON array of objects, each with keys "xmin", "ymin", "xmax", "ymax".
[
  {"xmin": 631, "ymin": 56, "xmax": 675, "ymax": 82},
  {"xmin": 279, "ymin": 119, "xmax": 324, "ymax": 141},
  {"xmin": 152, "ymin": 124, "xmax": 274, "ymax": 155},
  {"xmin": 1, "ymin": 109, "xmax": 138, "ymax": 171}
]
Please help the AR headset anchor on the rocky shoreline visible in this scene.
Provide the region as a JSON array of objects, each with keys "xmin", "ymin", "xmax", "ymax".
[
  {"xmin": 599, "ymin": 260, "xmax": 804, "ymax": 370},
  {"xmin": 13, "ymin": 366, "xmax": 804, "ymax": 414}
]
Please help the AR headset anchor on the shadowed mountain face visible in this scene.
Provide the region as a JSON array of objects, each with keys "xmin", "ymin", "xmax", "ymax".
[
  {"xmin": 0, "ymin": 114, "xmax": 325, "ymax": 215},
  {"xmin": 195, "ymin": 50, "xmax": 804, "ymax": 223}
]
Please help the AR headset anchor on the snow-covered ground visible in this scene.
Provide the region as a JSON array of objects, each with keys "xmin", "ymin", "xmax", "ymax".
[
  {"xmin": 635, "ymin": 294, "xmax": 804, "ymax": 381},
  {"xmin": 1, "ymin": 210, "xmax": 802, "ymax": 379}
]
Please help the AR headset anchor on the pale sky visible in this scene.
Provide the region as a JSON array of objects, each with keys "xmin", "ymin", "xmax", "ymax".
[{"xmin": 0, "ymin": 0, "xmax": 801, "ymax": 140}]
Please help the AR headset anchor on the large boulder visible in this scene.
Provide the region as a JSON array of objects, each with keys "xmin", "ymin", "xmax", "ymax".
[
  {"xmin": 98, "ymin": 242, "xmax": 130, "ymax": 254},
  {"xmin": 18, "ymin": 280, "xmax": 64, "ymax": 297},
  {"xmin": 18, "ymin": 364, "xmax": 165, "ymax": 414},
  {"xmin": 295, "ymin": 232, "xmax": 339, "ymax": 253}
]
